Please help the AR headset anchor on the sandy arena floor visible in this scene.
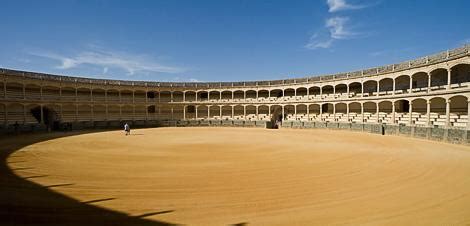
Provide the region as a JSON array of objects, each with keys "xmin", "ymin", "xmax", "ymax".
[{"xmin": 6, "ymin": 127, "xmax": 470, "ymax": 225}]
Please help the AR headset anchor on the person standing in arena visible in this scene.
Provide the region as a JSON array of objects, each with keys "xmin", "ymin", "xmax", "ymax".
[{"xmin": 124, "ymin": 123, "xmax": 130, "ymax": 136}]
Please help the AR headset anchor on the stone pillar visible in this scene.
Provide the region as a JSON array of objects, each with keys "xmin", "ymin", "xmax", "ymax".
[
  {"xmin": 232, "ymin": 91, "xmax": 234, "ymax": 100},
  {"xmin": 346, "ymin": 85, "xmax": 350, "ymax": 98},
  {"xmin": 171, "ymin": 107, "xmax": 174, "ymax": 120},
  {"xmin": 307, "ymin": 105, "xmax": 310, "ymax": 121},
  {"xmin": 183, "ymin": 92, "xmax": 186, "ymax": 102},
  {"xmin": 426, "ymin": 100, "xmax": 431, "ymax": 127},
  {"xmin": 445, "ymin": 99, "xmax": 451, "ymax": 128},
  {"xmin": 447, "ymin": 68, "xmax": 451, "ymax": 90},
  {"xmin": 319, "ymin": 104, "xmax": 323, "ymax": 121},
  {"xmin": 256, "ymin": 106, "xmax": 259, "ymax": 120},
  {"xmin": 282, "ymin": 105, "xmax": 285, "ymax": 121},
  {"xmin": 158, "ymin": 91, "xmax": 161, "ymax": 103},
  {"xmin": 219, "ymin": 106, "xmax": 222, "ymax": 118},
  {"xmin": 231, "ymin": 106, "xmax": 234, "ymax": 119},
  {"xmin": 409, "ymin": 76, "xmax": 413, "ymax": 93},
  {"xmin": 183, "ymin": 105, "xmax": 186, "ymax": 120},
  {"xmin": 392, "ymin": 79, "xmax": 396, "ymax": 95},
  {"xmin": 306, "ymin": 88, "xmax": 309, "ymax": 99},
  {"xmin": 244, "ymin": 91, "xmax": 246, "ymax": 101},
  {"xmin": 294, "ymin": 105, "xmax": 297, "ymax": 120},
  {"xmin": 207, "ymin": 105, "xmax": 211, "ymax": 119},
  {"xmin": 409, "ymin": 102, "xmax": 413, "ymax": 125},
  {"xmin": 361, "ymin": 103, "xmax": 364, "ymax": 123},
  {"xmin": 427, "ymin": 72, "xmax": 431, "ymax": 93},
  {"xmin": 376, "ymin": 82, "xmax": 379, "ymax": 96},
  {"xmin": 467, "ymin": 100, "xmax": 470, "ymax": 130},
  {"xmin": 132, "ymin": 91, "xmax": 135, "ymax": 103},
  {"xmin": 361, "ymin": 83, "xmax": 364, "ymax": 97},
  {"xmin": 195, "ymin": 105, "xmax": 198, "ymax": 119}
]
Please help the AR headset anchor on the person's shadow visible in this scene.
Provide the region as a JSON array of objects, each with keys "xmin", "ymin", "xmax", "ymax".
[{"xmin": 0, "ymin": 131, "xmax": 178, "ymax": 226}]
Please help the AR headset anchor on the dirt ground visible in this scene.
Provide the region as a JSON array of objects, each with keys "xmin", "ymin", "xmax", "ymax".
[{"xmin": 6, "ymin": 127, "xmax": 470, "ymax": 225}]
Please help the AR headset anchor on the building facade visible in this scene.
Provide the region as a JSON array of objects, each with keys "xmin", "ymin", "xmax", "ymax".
[{"xmin": 1, "ymin": 45, "xmax": 470, "ymax": 141}]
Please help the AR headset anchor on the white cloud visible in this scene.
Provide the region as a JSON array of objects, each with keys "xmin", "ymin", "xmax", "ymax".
[
  {"xmin": 305, "ymin": 16, "xmax": 357, "ymax": 50},
  {"xmin": 28, "ymin": 48, "xmax": 185, "ymax": 75},
  {"xmin": 327, "ymin": 0, "xmax": 365, "ymax": 12}
]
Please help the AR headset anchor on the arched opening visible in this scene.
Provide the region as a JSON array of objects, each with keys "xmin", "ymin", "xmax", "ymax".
[
  {"xmin": 5, "ymin": 82, "xmax": 23, "ymax": 99},
  {"xmin": 395, "ymin": 75, "xmax": 411, "ymax": 94},
  {"xmin": 185, "ymin": 91, "xmax": 196, "ymax": 102},
  {"xmin": 185, "ymin": 105, "xmax": 196, "ymax": 119},
  {"xmin": 450, "ymin": 95, "xmax": 468, "ymax": 127},
  {"xmin": 363, "ymin": 80, "xmax": 377, "ymax": 96},
  {"xmin": 233, "ymin": 90, "xmax": 244, "ymax": 101},
  {"xmin": 321, "ymin": 85, "xmax": 334, "ymax": 97},
  {"xmin": 172, "ymin": 91, "xmax": 184, "ymax": 102},
  {"xmin": 308, "ymin": 104, "xmax": 320, "ymax": 121},
  {"xmin": 308, "ymin": 87, "xmax": 320, "ymax": 98},
  {"xmin": 233, "ymin": 105, "xmax": 244, "ymax": 120},
  {"xmin": 296, "ymin": 87, "xmax": 308, "ymax": 99},
  {"xmin": 450, "ymin": 64, "xmax": 470, "ymax": 87},
  {"xmin": 270, "ymin": 89, "xmax": 283, "ymax": 99},
  {"xmin": 134, "ymin": 90, "xmax": 147, "ymax": 103},
  {"xmin": 363, "ymin": 102, "xmax": 377, "ymax": 123},
  {"xmin": 106, "ymin": 89, "xmax": 119, "ymax": 102},
  {"xmin": 245, "ymin": 90, "xmax": 257, "ymax": 100},
  {"xmin": 25, "ymin": 84, "xmax": 41, "ymax": 100},
  {"xmin": 411, "ymin": 98, "xmax": 427, "ymax": 126},
  {"xmin": 221, "ymin": 91, "xmax": 232, "ymax": 101},
  {"xmin": 284, "ymin": 105, "xmax": 295, "ymax": 121},
  {"xmin": 245, "ymin": 105, "xmax": 256, "ymax": 121},
  {"xmin": 42, "ymin": 86, "xmax": 61, "ymax": 101},
  {"xmin": 378, "ymin": 101, "xmax": 392, "ymax": 124},
  {"xmin": 209, "ymin": 105, "xmax": 220, "ymax": 119},
  {"xmin": 335, "ymin": 103, "xmax": 347, "ymax": 122},
  {"xmin": 429, "ymin": 97, "xmax": 446, "ymax": 127},
  {"xmin": 209, "ymin": 91, "xmax": 220, "ymax": 101},
  {"xmin": 258, "ymin": 90, "xmax": 269, "ymax": 100},
  {"xmin": 412, "ymin": 72, "xmax": 428, "ymax": 92},
  {"xmin": 430, "ymin": 68, "xmax": 447, "ymax": 90},
  {"xmin": 259, "ymin": 105, "xmax": 270, "ymax": 121},
  {"xmin": 379, "ymin": 78, "xmax": 393, "ymax": 95},
  {"xmin": 335, "ymin": 84, "xmax": 348, "ymax": 97},
  {"xmin": 197, "ymin": 91, "xmax": 208, "ymax": 102},
  {"xmin": 120, "ymin": 90, "xmax": 133, "ymax": 103},
  {"xmin": 348, "ymin": 82, "xmax": 362, "ymax": 97},
  {"xmin": 349, "ymin": 102, "xmax": 362, "ymax": 123},
  {"xmin": 296, "ymin": 104, "xmax": 308, "ymax": 121},
  {"xmin": 91, "ymin": 88, "xmax": 106, "ymax": 102},
  {"xmin": 321, "ymin": 103, "xmax": 334, "ymax": 122},
  {"xmin": 284, "ymin": 89, "xmax": 295, "ymax": 99},
  {"xmin": 77, "ymin": 88, "xmax": 91, "ymax": 101},
  {"xmin": 221, "ymin": 105, "xmax": 232, "ymax": 120},
  {"xmin": 172, "ymin": 105, "xmax": 184, "ymax": 120}
]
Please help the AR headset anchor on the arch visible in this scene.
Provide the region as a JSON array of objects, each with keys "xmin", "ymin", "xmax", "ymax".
[
  {"xmin": 335, "ymin": 84, "xmax": 347, "ymax": 96},
  {"xmin": 258, "ymin": 105, "xmax": 270, "ymax": 121},
  {"xmin": 42, "ymin": 85, "xmax": 61, "ymax": 101},
  {"xmin": 209, "ymin": 105, "xmax": 221, "ymax": 119},
  {"xmin": 159, "ymin": 91, "xmax": 172, "ymax": 103},
  {"xmin": 378, "ymin": 101, "xmax": 392, "ymax": 113},
  {"xmin": 24, "ymin": 84, "xmax": 41, "ymax": 100},
  {"xmin": 76, "ymin": 87, "xmax": 91, "ymax": 101},
  {"xmin": 221, "ymin": 91, "xmax": 232, "ymax": 100},
  {"xmin": 394, "ymin": 75, "xmax": 410, "ymax": 94},
  {"xmin": 258, "ymin": 90, "xmax": 269, "ymax": 99},
  {"xmin": 411, "ymin": 98, "xmax": 427, "ymax": 114},
  {"xmin": 185, "ymin": 91, "xmax": 197, "ymax": 102},
  {"xmin": 379, "ymin": 78, "xmax": 393, "ymax": 94},
  {"xmin": 363, "ymin": 80, "xmax": 378, "ymax": 96},
  {"xmin": 412, "ymin": 72, "xmax": 428, "ymax": 92},
  {"xmin": 245, "ymin": 105, "xmax": 257, "ymax": 120},
  {"xmin": 321, "ymin": 85, "xmax": 334, "ymax": 95},
  {"xmin": 5, "ymin": 82, "xmax": 24, "ymax": 99},
  {"xmin": 284, "ymin": 88, "xmax": 295, "ymax": 98},
  {"xmin": 134, "ymin": 90, "xmax": 147, "ymax": 103},
  {"xmin": 363, "ymin": 101, "xmax": 377, "ymax": 113},
  {"xmin": 91, "ymin": 88, "xmax": 106, "ymax": 102},
  {"xmin": 233, "ymin": 90, "xmax": 244, "ymax": 100},
  {"xmin": 284, "ymin": 105, "xmax": 295, "ymax": 121},
  {"xmin": 77, "ymin": 104, "xmax": 93, "ymax": 121},
  {"xmin": 172, "ymin": 91, "xmax": 184, "ymax": 102},
  {"xmin": 449, "ymin": 95, "xmax": 468, "ymax": 127},
  {"xmin": 233, "ymin": 105, "xmax": 244, "ymax": 120},
  {"xmin": 430, "ymin": 68, "xmax": 447, "ymax": 89},
  {"xmin": 107, "ymin": 105, "xmax": 120, "ymax": 121},
  {"xmin": 308, "ymin": 104, "xmax": 320, "ymax": 121},
  {"xmin": 429, "ymin": 97, "xmax": 445, "ymax": 113},
  {"xmin": 245, "ymin": 90, "xmax": 257, "ymax": 99},
  {"xmin": 450, "ymin": 63, "xmax": 470, "ymax": 86},
  {"xmin": 348, "ymin": 82, "xmax": 362, "ymax": 97},
  {"xmin": 171, "ymin": 105, "xmax": 184, "ymax": 120},
  {"xmin": 296, "ymin": 87, "xmax": 308, "ymax": 97},
  {"xmin": 93, "ymin": 104, "xmax": 107, "ymax": 121},
  {"xmin": 208, "ymin": 91, "xmax": 220, "ymax": 100},
  {"xmin": 270, "ymin": 89, "xmax": 283, "ymax": 98},
  {"xmin": 8, "ymin": 103, "xmax": 26, "ymax": 124},
  {"xmin": 296, "ymin": 104, "xmax": 308, "ymax": 121},
  {"xmin": 308, "ymin": 86, "xmax": 320, "ymax": 96},
  {"xmin": 106, "ymin": 89, "xmax": 120, "ymax": 102},
  {"xmin": 221, "ymin": 105, "xmax": 233, "ymax": 119}
]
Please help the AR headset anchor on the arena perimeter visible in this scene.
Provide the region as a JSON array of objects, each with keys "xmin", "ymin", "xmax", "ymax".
[{"xmin": 3, "ymin": 127, "xmax": 470, "ymax": 226}]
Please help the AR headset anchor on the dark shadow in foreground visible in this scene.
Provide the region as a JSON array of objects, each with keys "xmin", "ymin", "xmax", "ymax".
[{"xmin": 0, "ymin": 131, "xmax": 179, "ymax": 226}]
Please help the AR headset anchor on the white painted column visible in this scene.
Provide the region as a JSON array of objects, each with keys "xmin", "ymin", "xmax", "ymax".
[
  {"xmin": 445, "ymin": 99, "xmax": 451, "ymax": 127},
  {"xmin": 376, "ymin": 82, "xmax": 379, "ymax": 96},
  {"xmin": 231, "ymin": 106, "xmax": 234, "ymax": 119},
  {"xmin": 170, "ymin": 91, "xmax": 173, "ymax": 103},
  {"xmin": 219, "ymin": 105, "xmax": 222, "ymax": 118},
  {"xmin": 232, "ymin": 91, "xmax": 234, "ymax": 100},
  {"xmin": 183, "ymin": 105, "xmax": 186, "ymax": 120},
  {"xmin": 361, "ymin": 83, "xmax": 364, "ymax": 97},
  {"xmin": 294, "ymin": 105, "xmax": 297, "ymax": 120},
  {"xmin": 392, "ymin": 79, "xmax": 396, "ymax": 96},
  {"xmin": 409, "ymin": 76, "xmax": 413, "ymax": 93},
  {"xmin": 256, "ymin": 105, "xmax": 259, "ymax": 120},
  {"xmin": 426, "ymin": 100, "xmax": 431, "ymax": 127},
  {"xmin": 195, "ymin": 105, "xmax": 198, "ymax": 119},
  {"xmin": 282, "ymin": 105, "xmax": 285, "ymax": 121},
  {"xmin": 319, "ymin": 104, "xmax": 323, "ymax": 121},
  {"xmin": 346, "ymin": 85, "xmax": 350, "ymax": 98},
  {"xmin": 183, "ymin": 91, "xmax": 186, "ymax": 102}
]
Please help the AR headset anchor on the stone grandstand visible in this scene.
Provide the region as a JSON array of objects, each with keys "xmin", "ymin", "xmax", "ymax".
[{"xmin": 1, "ymin": 45, "xmax": 469, "ymax": 143}]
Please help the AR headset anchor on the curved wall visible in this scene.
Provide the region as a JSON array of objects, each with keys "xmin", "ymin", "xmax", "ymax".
[{"xmin": 1, "ymin": 45, "xmax": 470, "ymax": 142}]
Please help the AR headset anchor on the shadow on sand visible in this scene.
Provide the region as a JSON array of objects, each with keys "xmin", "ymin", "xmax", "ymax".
[{"xmin": 0, "ymin": 131, "xmax": 178, "ymax": 226}]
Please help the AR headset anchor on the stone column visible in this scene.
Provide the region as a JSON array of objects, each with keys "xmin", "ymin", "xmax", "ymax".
[
  {"xmin": 376, "ymin": 82, "xmax": 379, "ymax": 96},
  {"xmin": 183, "ymin": 105, "xmax": 186, "ymax": 120},
  {"xmin": 207, "ymin": 105, "xmax": 211, "ymax": 119},
  {"xmin": 346, "ymin": 85, "xmax": 350, "ymax": 98},
  {"xmin": 232, "ymin": 91, "xmax": 234, "ymax": 100},
  {"xmin": 445, "ymin": 99, "xmax": 451, "ymax": 127},
  {"xmin": 409, "ymin": 102, "xmax": 413, "ymax": 125},
  {"xmin": 294, "ymin": 105, "xmax": 297, "ymax": 120},
  {"xmin": 231, "ymin": 106, "xmax": 234, "ymax": 119},
  {"xmin": 447, "ymin": 68, "xmax": 451, "ymax": 90},
  {"xmin": 195, "ymin": 105, "xmax": 198, "ymax": 119},
  {"xmin": 467, "ymin": 100, "xmax": 470, "ymax": 130},
  {"xmin": 361, "ymin": 83, "xmax": 364, "ymax": 97},
  {"xmin": 183, "ymin": 91, "xmax": 186, "ymax": 102},
  {"xmin": 319, "ymin": 104, "xmax": 323, "ymax": 121},
  {"xmin": 244, "ymin": 91, "xmax": 246, "ymax": 101},
  {"xmin": 282, "ymin": 105, "xmax": 285, "ymax": 121},
  {"xmin": 256, "ymin": 105, "xmax": 259, "ymax": 120},
  {"xmin": 307, "ymin": 105, "xmax": 310, "ymax": 121},
  {"xmin": 409, "ymin": 76, "xmax": 413, "ymax": 93},
  {"xmin": 132, "ymin": 91, "xmax": 135, "ymax": 103},
  {"xmin": 426, "ymin": 100, "xmax": 431, "ymax": 127},
  {"xmin": 392, "ymin": 79, "xmax": 396, "ymax": 96},
  {"xmin": 219, "ymin": 105, "xmax": 222, "ymax": 118},
  {"xmin": 427, "ymin": 72, "xmax": 431, "ymax": 93},
  {"xmin": 306, "ymin": 88, "xmax": 309, "ymax": 100}
]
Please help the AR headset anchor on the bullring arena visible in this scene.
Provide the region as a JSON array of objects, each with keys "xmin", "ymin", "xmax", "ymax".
[{"xmin": 1, "ymin": 45, "xmax": 470, "ymax": 225}]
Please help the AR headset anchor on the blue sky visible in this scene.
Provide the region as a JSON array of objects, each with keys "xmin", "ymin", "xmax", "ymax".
[{"xmin": 0, "ymin": 0, "xmax": 469, "ymax": 82}]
